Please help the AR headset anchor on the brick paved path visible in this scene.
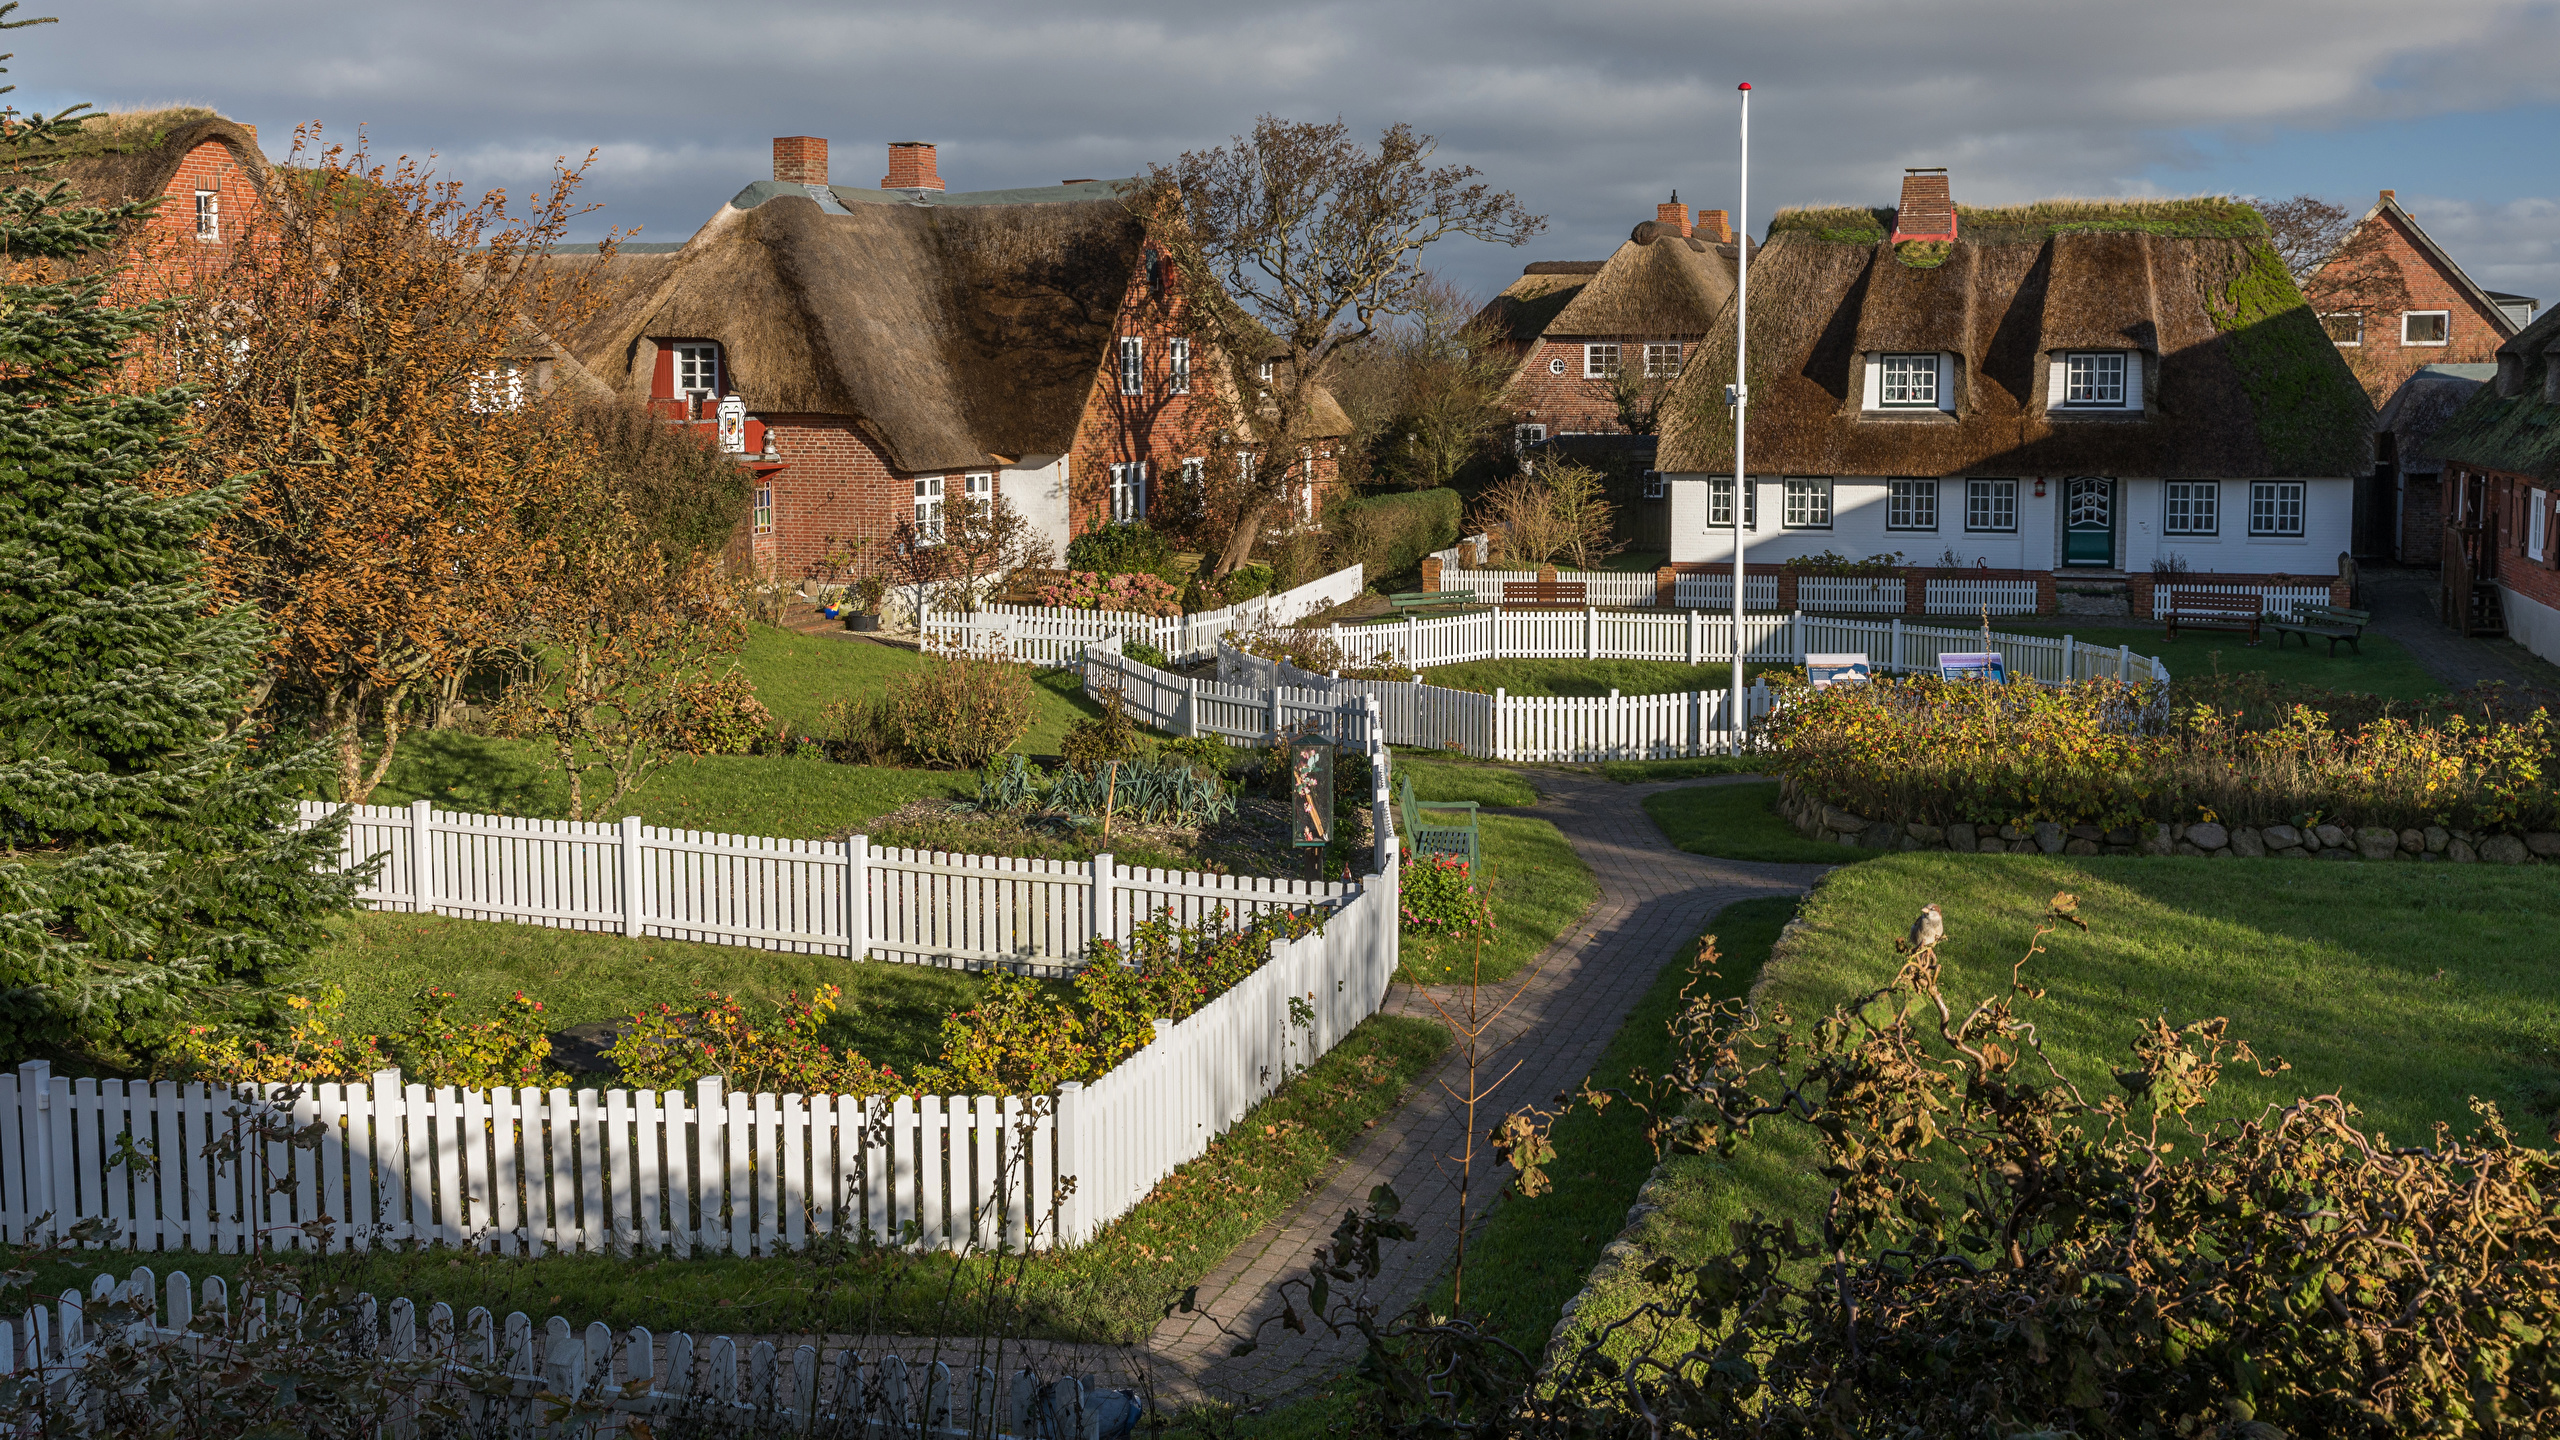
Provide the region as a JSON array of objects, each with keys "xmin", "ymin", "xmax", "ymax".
[{"xmin": 2362, "ymin": 565, "xmax": 2559, "ymax": 689}]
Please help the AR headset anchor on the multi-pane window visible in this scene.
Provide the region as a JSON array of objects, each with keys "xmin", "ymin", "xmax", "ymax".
[
  {"xmin": 2249, "ymin": 481, "xmax": 2304, "ymax": 537},
  {"xmin": 1708, "ymin": 476, "xmax": 1758, "ymax": 529},
  {"xmin": 2064, "ymin": 352, "xmax": 2127, "ymax": 406},
  {"xmin": 2401, "ymin": 311, "xmax": 2449, "ymax": 345},
  {"xmin": 1879, "ymin": 354, "xmax": 1937, "ymax": 407},
  {"xmin": 1642, "ymin": 470, "xmax": 1666, "ymax": 499},
  {"xmin": 1166, "ymin": 338, "xmax": 1190, "ymax": 395},
  {"xmin": 1181, "ymin": 457, "xmax": 1204, "ymax": 493},
  {"xmin": 1783, "ymin": 477, "xmax": 1833, "ymax": 529},
  {"xmin": 964, "ymin": 472, "xmax": 992, "ymax": 512},
  {"xmin": 1257, "ymin": 360, "xmax": 1273, "ymax": 385},
  {"xmin": 1238, "ymin": 452, "xmax": 1258, "ymax": 487},
  {"xmin": 914, "ymin": 475, "xmax": 944, "ymax": 544},
  {"xmin": 2322, "ymin": 312, "xmax": 2364, "ymax": 345},
  {"xmin": 1110, "ymin": 462, "xmax": 1148, "ymax": 523},
  {"xmin": 2164, "ymin": 481, "xmax": 2219, "ymax": 535},
  {"xmin": 1583, "ymin": 343, "xmax": 1622, "ymax": 379},
  {"xmin": 467, "ymin": 366, "xmax": 524, "ymax": 414},
  {"xmin": 1886, "ymin": 478, "xmax": 1937, "ymax": 531},
  {"xmin": 193, "ymin": 189, "xmax": 219, "ymax": 242},
  {"xmin": 1512, "ymin": 423, "xmax": 1546, "ymax": 454},
  {"xmin": 1965, "ymin": 478, "xmax": 2019, "ymax": 533},
  {"xmin": 1118, "ymin": 337, "xmax": 1144, "ymax": 395},
  {"xmin": 1644, "ymin": 343, "xmax": 1683, "ymax": 378},
  {"xmin": 753, "ymin": 484, "xmax": 774, "ymax": 535}
]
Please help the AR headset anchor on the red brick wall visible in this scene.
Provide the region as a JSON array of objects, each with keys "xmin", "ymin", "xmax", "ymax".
[
  {"xmin": 1503, "ymin": 335, "xmax": 1699, "ymax": 436},
  {"xmin": 2466, "ymin": 467, "xmax": 2560, "ymax": 616},
  {"xmin": 754, "ymin": 416, "xmax": 928, "ymax": 582},
  {"xmin": 121, "ymin": 138, "xmax": 267, "ymax": 295},
  {"xmin": 2307, "ymin": 207, "xmax": 2513, "ymax": 404}
]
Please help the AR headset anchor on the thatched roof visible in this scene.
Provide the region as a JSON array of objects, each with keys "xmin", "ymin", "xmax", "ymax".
[
  {"xmin": 5, "ymin": 108, "xmax": 269, "ymax": 211},
  {"xmin": 1477, "ymin": 226, "xmax": 1736, "ymax": 349},
  {"xmin": 546, "ymin": 178, "xmax": 1343, "ymax": 469},
  {"xmin": 2378, "ymin": 364, "xmax": 2492, "ymax": 473},
  {"xmin": 1477, "ymin": 267, "xmax": 1593, "ymax": 347},
  {"xmin": 1658, "ymin": 199, "xmax": 2373, "ymax": 479},
  {"xmin": 2423, "ymin": 305, "xmax": 2560, "ymax": 484}
]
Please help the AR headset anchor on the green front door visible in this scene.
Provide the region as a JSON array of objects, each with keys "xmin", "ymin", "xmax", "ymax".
[{"xmin": 2064, "ymin": 477, "xmax": 2115, "ymax": 566}]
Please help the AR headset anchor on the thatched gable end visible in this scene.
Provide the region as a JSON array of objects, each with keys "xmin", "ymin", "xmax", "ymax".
[
  {"xmin": 5, "ymin": 109, "xmax": 269, "ymax": 213},
  {"xmin": 2425, "ymin": 305, "xmax": 2560, "ymax": 485},
  {"xmin": 1544, "ymin": 227, "xmax": 1735, "ymax": 337},
  {"xmin": 549, "ymin": 191, "xmax": 1149, "ymax": 473}
]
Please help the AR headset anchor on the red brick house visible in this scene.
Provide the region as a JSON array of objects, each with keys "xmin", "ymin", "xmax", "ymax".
[
  {"xmin": 1479, "ymin": 194, "xmax": 1739, "ymax": 444},
  {"xmin": 2308, "ymin": 190, "xmax": 2530, "ymax": 404},
  {"xmin": 15, "ymin": 108, "xmax": 269, "ymax": 293},
  {"xmin": 546, "ymin": 138, "xmax": 1343, "ymax": 587},
  {"xmin": 2423, "ymin": 303, "xmax": 2560, "ymax": 665}
]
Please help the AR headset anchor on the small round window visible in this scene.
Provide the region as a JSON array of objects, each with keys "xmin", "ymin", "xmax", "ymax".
[{"xmin": 1548, "ymin": 357, "xmax": 1565, "ymax": 375}]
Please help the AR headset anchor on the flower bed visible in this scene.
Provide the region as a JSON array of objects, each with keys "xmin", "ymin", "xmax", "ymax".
[{"xmin": 1763, "ymin": 674, "xmax": 2560, "ymax": 859}]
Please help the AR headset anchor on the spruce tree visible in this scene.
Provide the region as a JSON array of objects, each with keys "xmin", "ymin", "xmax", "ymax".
[{"xmin": 0, "ymin": 14, "xmax": 361, "ymax": 1066}]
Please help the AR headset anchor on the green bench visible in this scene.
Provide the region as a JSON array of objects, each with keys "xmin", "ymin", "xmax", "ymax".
[
  {"xmin": 1388, "ymin": 589, "xmax": 1477, "ymax": 611},
  {"xmin": 1399, "ymin": 774, "xmax": 1481, "ymax": 869},
  {"xmin": 2272, "ymin": 602, "xmax": 2372, "ymax": 657}
]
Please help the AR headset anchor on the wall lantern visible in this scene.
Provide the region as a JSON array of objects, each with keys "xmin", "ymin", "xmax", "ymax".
[
  {"xmin": 2033, "ymin": 478, "xmax": 2047, "ymax": 498},
  {"xmin": 716, "ymin": 395, "xmax": 747, "ymax": 455}
]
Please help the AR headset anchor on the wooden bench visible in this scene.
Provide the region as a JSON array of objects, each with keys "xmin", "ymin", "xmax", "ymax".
[
  {"xmin": 2162, "ymin": 590, "xmax": 2265, "ymax": 646},
  {"xmin": 1388, "ymin": 588, "xmax": 1478, "ymax": 611},
  {"xmin": 1501, "ymin": 579, "xmax": 1588, "ymax": 608},
  {"xmin": 2271, "ymin": 602, "xmax": 2371, "ymax": 657},
  {"xmin": 1400, "ymin": 774, "xmax": 1481, "ymax": 870}
]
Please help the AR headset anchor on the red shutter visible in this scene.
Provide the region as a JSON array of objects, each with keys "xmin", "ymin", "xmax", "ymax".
[{"xmin": 650, "ymin": 343, "xmax": 675, "ymax": 401}]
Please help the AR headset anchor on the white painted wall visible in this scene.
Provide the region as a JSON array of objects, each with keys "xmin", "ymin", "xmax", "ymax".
[
  {"xmin": 1006, "ymin": 453, "xmax": 1071, "ymax": 566},
  {"xmin": 1669, "ymin": 475, "xmax": 2052, "ymax": 569},
  {"xmin": 2503, "ymin": 581, "xmax": 2560, "ymax": 669},
  {"xmin": 2119, "ymin": 477, "xmax": 2353, "ymax": 576}
]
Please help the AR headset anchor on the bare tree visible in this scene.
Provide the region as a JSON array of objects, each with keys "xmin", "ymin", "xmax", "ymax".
[
  {"xmin": 1476, "ymin": 459, "xmax": 1620, "ymax": 569},
  {"xmin": 2259, "ymin": 193, "xmax": 2354, "ymax": 284},
  {"xmin": 1134, "ymin": 118, "xmax": 1544, "ymax": 577},
  {"xmin": 1381, "ymin": 278, "xmax": 1514, "ymax": 490},
  {"xmin": 931, "ymin": 495, "xmax": 1047, "ymax": 613}
]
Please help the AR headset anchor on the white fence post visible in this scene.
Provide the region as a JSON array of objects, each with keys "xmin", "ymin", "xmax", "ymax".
[
  {"xmin": 1687, "ymin": 608, "xmax": 1700, "ymax": 663},
  {"xmin": 410, "ymin": 799, "xmax": 434, "ymax": 914},
  {"xmin": 1584, "ymin": 607, "xmax": 1597, "ymax": 660},
  {"xmin": 1491, "ymin": 687, "xmax": 1506, "ymax": 762},
  {"xmin": 1183, "ymin": 678, "xmax": 1199, "ymax": 738},
  {"xmin": 12, "ymin": 1059, "xmax": 53, "ymax": 1242},
  {"xmin": 1091, "ymin": 853, "xmax": 1116, "ymax": 956},
  {"xmin": 620, "ymin": 815, "xmax": 645, "ymax": 939},
  {"xmin": 1890, "ymin": 616, "xmax": 1903, "ymax": 674},
  {"xmin": 1054, "ymin": 1080, "xmax": 1083, "ymax": 1246},
  {"xmin": 846, "ymin": 834, "xmax": 870, "ymax": 962},
  {"xmin": 2062, "ymin": 634, "xmax": 2075, "ymax": 681},
  {"xmin": 1267, "ymin": 687, "xmax": 1281, "ymax": 744}
]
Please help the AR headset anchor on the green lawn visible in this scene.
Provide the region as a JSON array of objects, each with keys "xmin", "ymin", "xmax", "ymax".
[
  {"xmin": 1986, "ymin": 619, "xmax": 2445, "ymax": 701},
  {"xmin": 283, "ymin": 913, "xmax": 990, "ymax": 1074},
  {"xmin": 1641, "ymin": 780, "xmax": 1862, "ymax": 865},
  {"xmin": 1422, "ymin": 659, "xmax": 1786, "ymax": 698},
  {"xmin": 31, "ymin": 1014, "xmax": 1448, "ymax": 1346},
  {"xmin": 1398, "ymin": 814, "xmax": 1598, "ymax": 986},
  {"xmin": 1596, "ymin": 756, "xmax": 1766, "ymax": 784},
  {"xmin": 737, "ymin": 625, "xmax": 1101, "ymax": 749},
  {"xmin": 1438, "ymin": 896, "xmax": 1797, "ymax": 1353},
  {"xmin": 1565, "ymin": 854, "xmax": 2560, "ymax": 1348},
  {"xmin": 1394, "ymin": 752, "xmax": 1541, "ymax": 807}
]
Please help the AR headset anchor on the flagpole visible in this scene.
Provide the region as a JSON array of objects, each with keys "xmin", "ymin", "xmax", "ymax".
[{"xmin": 1729, "ymin": 81, "xmax": 1751, "ymax": 755}]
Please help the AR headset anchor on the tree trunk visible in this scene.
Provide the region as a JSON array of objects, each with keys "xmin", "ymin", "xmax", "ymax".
[{"xmin": 1213, "ymin": 498, "xmax": 1269, "ymax": 579}]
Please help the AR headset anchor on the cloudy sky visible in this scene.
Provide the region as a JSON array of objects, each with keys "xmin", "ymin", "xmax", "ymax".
[{"xmin": 20, "ymin": 0, "xmax": 2560, "ymax": 308}]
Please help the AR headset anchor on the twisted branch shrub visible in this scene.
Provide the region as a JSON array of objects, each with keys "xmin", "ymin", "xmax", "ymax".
[
  {"xmin": 1766, "ymin": 674, "xmax": 2559, "ymax": 833},
  {"xmin": 881, "ymin": 654, "xmax": 1036, "ymax": 769}
]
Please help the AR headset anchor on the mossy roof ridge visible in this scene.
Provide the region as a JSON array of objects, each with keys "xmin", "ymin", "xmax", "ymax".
[
  {"xmin": 41, "ymin": 107, "xmax": 221, "ymax": 159},
  {"xmin": 1771, "ymin": 197, "xmax": 2265, "ymax": 246},
  {"xmin": 2422, "ymin": 305, "xmax": 2560, "ymax": 484}
]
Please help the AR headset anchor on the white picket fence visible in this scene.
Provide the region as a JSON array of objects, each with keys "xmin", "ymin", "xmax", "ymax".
[
  {"xmin": 2, "ymin": 839, "xmax": 1397, "ymax": 1259},
  {"xmin": 1797, "ymin": 575, "xmax": 1909, "ymax": 615},
  {"xmin": 2151, "ymin": 581, "xmax": 2333, "ymax": 618},
  {"xmin": 921, "ymin": 564, "xmax": 1366, "ymax": 665},
  {"xmin": 304, "ymin": 801, "xmax": 1349, "ymax": 977},
  {"xmin": 1673, "ymin": 572, "xmax": 1786, "ymax": 611},
  {"xmin": 6, "ymin": 1263, "xmax": 1128, "ymax": 1437},
  {"xmin": 1924, "ymin": 576, "xmax": 2043, "ymax": 616},
  {"xmin": 1431, "ymin": 567, "xmax": 1663, "ymax": 608}
]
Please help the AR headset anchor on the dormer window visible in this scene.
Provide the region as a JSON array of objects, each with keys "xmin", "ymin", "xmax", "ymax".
[
  {"xmin": 2063, "ymin": 352, "xmax": 2127, "ymax": 407},
  {"xmin": 1879, "ymin": 354, "xmax": 1937, "ymax": 407}
]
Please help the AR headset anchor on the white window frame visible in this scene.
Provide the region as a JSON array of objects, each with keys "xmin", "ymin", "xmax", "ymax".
[
  {"xmin": 1964, "ymin": 478, "xmax": 2018, "ymax": 534},
  {"xmin": 2401, "ymin": 310, "xmax": 2450, "ymax": 346},
  {"xmin": 1879, "ymin": 354, "xmax": 1938, "ymax": 408},
  {"xmin": 963, "ymin": 471, "xmax": 993, "ymax": 511},
  {"xmin": 1298, "ymin": 446, "xmax": 1317, "ymax": 521},
  {"xmin": 1238, "ymin": 452, "xmax": 1258, "ymax": 487},
  {"xmin": 2531, "ymin": 488, "xmax": 2549, "ymax": 563},
  {"xmin": 1118, "ymin": 337, "xmax": 1144, "ymax": 395},
  {"xmin": 1257, "ymin": 360, "xmax": 1273, "ymax": 385},
  {"xmin": 1110, "ymin": 461, "xmax": 1148, "ymax": 523},
  {"xmin": 1886, "ymin": 477, "xmax": 1937, "ymax": 532},
  {"xmin": 914, "ymin": 475, "xmax": 945, "ymax": 544},
  {"xmin": 1642, "ymin": 469, "xmax": 1666, "ymax": 499},
  {"xmin": 1709, "ymin": 476, "xmax": 1758, "ymax": 530},
  {"xmin": 1512, "ymin": 423, "xmax": 1546, "ymax": 454},
  {"xmin": 2164, "ymin": 480, "xmax": 2219, "ymax": 536},
  {"xmin": 2063, "ymin": 352, "xmax": 2128, "ymax": 407},
  {"xmin": 1181, "ymin": 456, "xmax": 1203, "ymax": 492},
  {"xmin": 2322, "ymin": 311, "xmax": 2363, "ymax": 346},
  {"xmin": 1166, "ymin": 338, "xmax": 1190, "ymax": 396},
  {"xmin": 193, "ymin": 188, "xmax": 219, "ymax": 243},
  {"xmin": 1583, "ymin": 342, "xmax": 1621, "ymax": 380},
  {"xmin": 467, "ymin": 365, "xmax": 525, "ymax": 414},
  {"xmin": 1783, "ymin": 477, "xmax": 1833, "ymax": 530},
  {"xmin": 1643, "ymin": 342, "xmax": 1683, "ymax": 379},
  {"xmin": 673, "ymin": 342, "xmax": 720, "ymax": 400},
  {"xmin": 753, "ymin": 483, "xmax": 774, "ymax": 535},
  {"xmin": 2248, "ymin": 481, "xmax": 2305, "ymax": 538}
]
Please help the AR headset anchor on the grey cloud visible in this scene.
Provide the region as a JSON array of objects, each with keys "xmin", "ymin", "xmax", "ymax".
[{"xmin": 17, "ymin": 0, "xmax": 2559, "ymax": 300}]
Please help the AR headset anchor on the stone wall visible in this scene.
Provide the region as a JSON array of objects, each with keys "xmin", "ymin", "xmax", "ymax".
[{"xmin": 1775, "ymin": 776, "xmax": 2557, "ymax": 864}]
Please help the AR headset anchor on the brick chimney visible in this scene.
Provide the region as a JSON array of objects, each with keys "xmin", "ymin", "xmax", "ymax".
[
  {"xmin": 2380, "ymin": 188, "xmax": 2396, "ymax": 206},
  {"xmin": 1891, "ymin": 167, "xmax": 1956, "ymax": 242},
  {"xmin": 773, "ymin": 136, "xmax": 829, "ymax": 186},
  {"xmin": 1655, "ymin": 191, "xmax": 1691, "ymax": 238},
  {"xmin": 883, "ymin": 142, "xmax": 943, "ymax": 192},
  {"xmin": 1697, "ymin": 208, "xmax": 1734, "ymax": 244}
]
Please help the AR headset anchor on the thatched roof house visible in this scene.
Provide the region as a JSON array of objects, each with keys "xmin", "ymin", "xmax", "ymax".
[
  {"xmin": 1656, "ymin": 169, "xmax": 2373, "ymax": 607},
  {"xmin": 545, "ymin": 138, "xmax": 1346, "ymax": 579},
  {"xmin": 4, "ymin": 108, "xmax": 270, "ymax": 288}
]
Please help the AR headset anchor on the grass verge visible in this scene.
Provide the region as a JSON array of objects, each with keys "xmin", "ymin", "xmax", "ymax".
[
  {"xmin": 1984, "ymin": 620, "xmax": 2445, "ymax": 701},
  {"xmin": 1641, "ymin": 781, "xmax": 1860, "ymax": 865},
  {"xmin": 1568, "ymin": 854, "xmax": 2560, "ymax": 1348},
  {"xmin": 33, "ymin": 1015, "xmax": 1449, "ymax": 1345},
  {"xmin": 1398, "ymin": 814, "xmax": 1598, "ymax": 986},
  {"xmin": 283, "ymin": 913, "xmax": 990, "ymax": 1074},
  {"xmin": 1596, "ymin": 756, "xmax": 1765, "ymax": 784},
  {"xmin": 1394, "ymin": 753, "xmax": 1540, "ymax": 807}
]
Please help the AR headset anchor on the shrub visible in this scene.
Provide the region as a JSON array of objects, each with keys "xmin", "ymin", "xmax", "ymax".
[
  {"xmin": 387, "ymin": 988, "xmax": 561, "ymax": 1090},
  {"xmin": 1154, "ymin": 734, "xmax": 1234, "ymax": 781},
  {"xmin": 821, "ymin": 694, "xmax": 900, "ymax": 765},
  {"xmin": 1231, "ymin": 621, "xmax": 1414, "ymax": 680},
  {"xmin": 670, "ymin": 667, "xmax": 773, "ymax": 755},
  {"xmin": 606, "ymin": 985, "xmax": 899, "ymax": 1096},
  {"xmin": 1061, "ymin": 686, "xmax": 1147, "ymax": 775},
  {"xmin": 1327, "ymin": 486, "xmax": 1462, "ymax": 581},
  {"xmin": 1033, "ymin": 568, "xmax": 1186, "ymax": 615},
  {"xmin": 1476, "ymin": 460, "xmax": 1618, "ymax": 568},
  {"xmin": 1065, "ymin": 521, "xmax": 1176, "ymax": 577},
  {"xmin": 169, "ymin": 986, "xmax": 388, "ymax": 1083},
  {"xmin": 1398, "ymin": 852, "xmax": 1491, "ymax": 943},
  {"xmin": 1785, "ymin": 548, "xmax": 1905, "ymax": 576},
  {"xmin": 1219, "ymin": 563, "xmax": 1276, "ymax": 602},
  {"xmin": 1123, "ymin": 639, "xmax": 1173, "ymax": 670},
  {"xmin": 881, "ymin": 655, "xmax": 1036, "ymax": 769},
  {"xmin": 173, "ymin": 985, "xmax": 564, "ymax": 1089}
]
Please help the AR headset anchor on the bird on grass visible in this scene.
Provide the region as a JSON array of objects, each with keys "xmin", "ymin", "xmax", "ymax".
[{"xmin": 1909, "ymin": 903, "xmax": 1945, "ymax": 952}]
